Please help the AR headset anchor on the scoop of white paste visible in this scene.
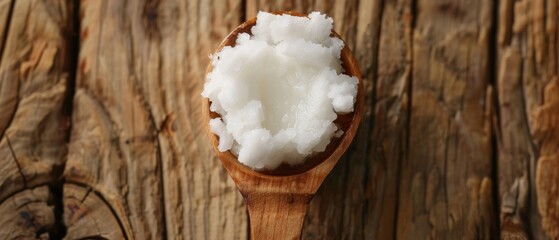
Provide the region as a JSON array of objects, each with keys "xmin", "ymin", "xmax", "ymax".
[{"xmin": 202, "ymin": 11, "xmax": 358, "ymax": 170}]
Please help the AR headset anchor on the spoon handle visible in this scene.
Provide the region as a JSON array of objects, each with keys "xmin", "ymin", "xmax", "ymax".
[{"xmin": 245, "ymin": 192, "xmax": 312, "ymax": 240}]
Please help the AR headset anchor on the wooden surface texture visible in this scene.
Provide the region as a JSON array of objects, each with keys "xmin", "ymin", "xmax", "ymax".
[{"xmin": 0, "ymin": 0, "xmax": 558, "ymax": 239}]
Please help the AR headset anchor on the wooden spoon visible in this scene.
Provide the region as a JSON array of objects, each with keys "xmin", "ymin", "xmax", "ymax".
[{"xmin": 202, "ymin": 12, "xmax": 364, "ymax": 240}]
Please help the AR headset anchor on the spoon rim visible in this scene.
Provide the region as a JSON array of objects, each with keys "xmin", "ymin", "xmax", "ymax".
[{"xmin": 202, "ymin": 11, "xmax": 365, "ymax": 179}]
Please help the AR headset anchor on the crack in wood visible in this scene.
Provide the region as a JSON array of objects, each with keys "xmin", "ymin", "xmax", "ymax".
[
  {"xmin": 80, "ymin": 187, "xmax": 92, "ymax": 203},
  {"xmin": 5, "ymin": 135, "xmax": 27, "ymax": 188},
  {"xmin": 0, "ymin": 71, "xmax": 19, "ymax": 144},
  {"xmin": 65, "ymin": 181, "xmax": 130, "ymax": 240},
  {"xmin": 488, "ymin": 0, "xmax": 501, "ymax": 237},
  {"xmin": 155, "ymin": 134, "xmax": 168, "ymax": 240},
  {"xmin": 401, "ymin": 0, "xmax": 415, "ymax": 236}
]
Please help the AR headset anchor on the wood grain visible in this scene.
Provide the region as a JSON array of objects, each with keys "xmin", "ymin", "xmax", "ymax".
[
  {"xmin": 0, "ymin": 0, "xmax": 12, "ymax": 62},
  {"xmin": 0, "ymin": 0, "xmax": 559, "ymax": 239},
  {"xmin": 0, "ymin": 0, "xmax": 70, "ymax": 204},
  {"xmin": 397, "ymin": 0, "xmax": 497, "ymax": 239},
  {"xmin": 64, "ymin": 0, "xmax": 247, "ymax": 239},
  {"xmin": 497, "ymin": 0, "xmax": 559, "ymax": 239},
  {"xmin": 363, "ymin": 0, "xmax": 412, "ymax": 239},
  {"xmin": 0, "ymin": 186, "xmax": 55, "ymax": 239},
  {"xmin": 63, "ymin": 183, "xmax": 125, "ymax": 239}
]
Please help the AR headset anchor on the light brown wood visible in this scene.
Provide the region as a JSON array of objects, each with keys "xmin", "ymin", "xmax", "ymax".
[
  {"xmin": 63, "ymin": 183, "xmax": 125, "ymax": 239},
  {"xmin": 3, "ymin": 0, "xmax": 559, "ymax": 239},
  {"xmin": 203, "ymin": 12, "xmax": 365, "ymax": 240},
  {"xmin": 246, "ymin": 192, "xmax": 310, "ymax": 240},
  {"xmin": 0, "ymin": 186, "xmax": 55, "ymax": 239},
  {"xmin": 0, "ymin": 0, "xmax": 70, "ymax": 202},
  {"xmin": 0, "ymin": 0, "xmax": 12, "ymax": 63},
  {"xmin": 0, "ymin": 0, "xmax": 72, "ymax": 238},
  {"xmin": 64, "ymin": 0, "xmax": 247, "ymax": 239},
  {"xmin": 497, "ymin": 45, "xmax": 532, "ymax": 240}
]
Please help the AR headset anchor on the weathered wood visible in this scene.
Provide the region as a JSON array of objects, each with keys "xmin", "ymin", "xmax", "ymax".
[
  {"xmin": 0, "ymin": 0, "xmax": 12, "ymax": 59},
  {"xmin": 362, "ymin": 0, "xmax": 412, "ymax": 239},
  {"xmin": 63, "ymin": 183, "xmax": 125, "ymax": 239},
  {"xmin": 64, "ymin": 0, "xmax": 246, "ymax": 239},
  {"xmin": 397, "ymin": 0, "xmax": 497, "ymax": 239},
  {"xmin": 497, "ymin": 0, "xmax": 559, "ymax": 239},
  {"xmin": 2, "ymin": 0, "xmax": 559, "ymax": 239},
  {"xmin": 0, "ymin": 186, "xmax": 55, "ymax": 239},
  {"xmin": 496, "ymin": 43, "xmax": 532, "ymax": 240},
  {"xmin": 0, "ymin": 0, "xmax": 70, "ymax": 201}
]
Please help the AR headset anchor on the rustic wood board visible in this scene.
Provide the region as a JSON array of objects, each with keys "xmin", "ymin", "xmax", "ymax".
[
  {"xmin": 397, "ymin": 0, "xmax": 497, "ymax": 239},
  {"xmin": 1, "ymin": 0, "xmax": 559, "ymax": 239},
  {"xmin": 0, "ymin": 186, "xmax": 55, "ymax": 239},
  {"xmin": 0, "ymin": 0, "xmax": 70, "ymax": 200},
  {"xmin": 64, "ymin": 0, "xmax": 246, "ymax": 239},
  {"xmin": 0, "ymin": 0, "xmax": 12, "ymax": 56},
  {"xmin": 497, "ymin": 0, "xmax": 558, "ymax": 239},
  {"xmin": 0, "ymin": 1, "xmax": 71, "ymax": 238}
]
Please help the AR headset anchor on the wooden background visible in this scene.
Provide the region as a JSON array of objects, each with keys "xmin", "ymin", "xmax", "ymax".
[{"xmin": 0, "ymin": 0, "xmax": 557, "ymax": 239}]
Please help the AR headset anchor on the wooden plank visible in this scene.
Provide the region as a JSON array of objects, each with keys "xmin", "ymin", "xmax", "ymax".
[
  {"xmin": 304, "ymin": 0, "xmax": 412, "ymax": 239},
  {"xmin": 293, "ymin": 3, "xmax": 367, "ymax": 239},
  {"xmin": 397, "ymin": 0, "xmax": 497, "ymax": 239},
  {"xmin": 497, "ymin": 0, "xmax": 558, "ymax": 239},
  {"xmin": 0, "ymin": 0, "xmax": 12, "ymax": 60},
  {"xmin": 359, "ymin": 0, "xmax": 412, "ymax": 239},
  {"xmin": 0, "ymin": 0, "xmax": 70, "ymax": 201},
  {"xmin": 497, "ymin": 46, "xmax": 531, "ymax": 240},
  {"xmin": 0, "ymin": 186, "xmax": 55, "ymax": 239},
  {"xmin": 63, "ymin": 184, "xmax": 125, "ymax": 239},
  {"xmin": 64, "ymin": 0, "xmax": 246, "ymax": 239}
]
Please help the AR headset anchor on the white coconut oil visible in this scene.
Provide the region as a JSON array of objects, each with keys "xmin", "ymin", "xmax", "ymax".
[{"xmin": 202, "ymin": 11, "xmax": 358, "ymax": 170}]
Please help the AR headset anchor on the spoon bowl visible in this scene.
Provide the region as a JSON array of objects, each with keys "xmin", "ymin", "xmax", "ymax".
[{"xmin": 203, "ymin": 12, "xmax": 364, "ymax": 240}]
